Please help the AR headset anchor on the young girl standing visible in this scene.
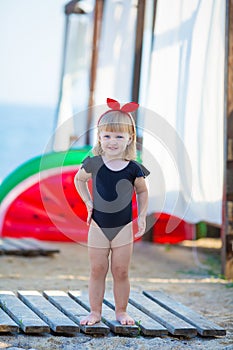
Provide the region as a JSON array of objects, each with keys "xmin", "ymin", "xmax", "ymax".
[{"xmin": 74, "ymin": 98, "xmax": 149, "ymax": 326}]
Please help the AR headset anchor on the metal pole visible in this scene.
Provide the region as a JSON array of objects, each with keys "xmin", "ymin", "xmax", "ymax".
[
  {"xmin": 131, "ymin": 0, "xmax": 158, "ymax": 152},
  {"xmin": 86, "ymin": 0, "xmax": 104, "ymax": 145},
  {"xmin": 221, "ymin": 0, "xmax": 230, "ymax": 276},
  {"xmin": 132, "ymin": 0, "xmax": 146, "ymax": 105}
]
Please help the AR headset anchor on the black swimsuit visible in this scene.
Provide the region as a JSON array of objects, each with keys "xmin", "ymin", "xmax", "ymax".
[{"xmin": 81, "ymin": 156, "xmax": 150, "ymax": 241}]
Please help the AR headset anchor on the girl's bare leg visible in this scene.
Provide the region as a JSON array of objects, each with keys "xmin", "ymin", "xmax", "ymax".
[
  {"xmin": 81, "ymin": 223, "xmax": 110, "ymax": 326},
  {"xmin": 111, "ymin": 229, "xmax": 134, "ymax": 325}
]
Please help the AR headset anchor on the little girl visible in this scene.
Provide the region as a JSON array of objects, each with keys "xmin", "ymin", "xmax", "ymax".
[{"xmin": 74, "ymin": 98, "xmax": 149, "ymax": 326}]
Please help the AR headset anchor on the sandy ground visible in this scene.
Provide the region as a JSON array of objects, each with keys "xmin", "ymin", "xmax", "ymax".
[{"xmin": 0, "ymin": 239, "xmax": 232, "ymax": 349}]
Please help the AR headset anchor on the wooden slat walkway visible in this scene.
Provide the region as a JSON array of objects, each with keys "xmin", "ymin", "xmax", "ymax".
[
  {"xmin": 0, "ymin": 238, "xmax": 60, "ymax": 256},
  {"xmin": 43, "ymin": 290, "xmax": 109, "ymax": 335},
  {"xmin": 18, "ymin": 291, "xmax": 79, "ymax": 334},
  {"xmin": 0, "ymin": 307, "xmax": 19, "ymax": 333},
  {"xmin": 69, "ymin": 291, "xmax": 139, "ymax": 336},
  {"xmin": 104, "ymin": 293, "xmax": 168, "ymax": 336},
  {"xmin": 129, "ymin": 292, "xmax": 197, "ymax": 337},
  {"xmin": 0, "ymin": 290, "xmax": 226, "ymax": 338},
  {"xmin": 0, "ymin": 291, "xmax": 49, "ymax": 333},
  {"xmin": 143, "ymin": 290, "xmax": 226, "ymax": 336}
]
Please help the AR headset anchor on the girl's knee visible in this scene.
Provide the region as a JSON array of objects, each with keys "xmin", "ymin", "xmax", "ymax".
[
  {"xmin": 91, "ymin": 264, "xmax": 108, "ymax": 279},
  {"xmin": 111, "ymin": 265, "xmax": 129, "ymax": 280}
]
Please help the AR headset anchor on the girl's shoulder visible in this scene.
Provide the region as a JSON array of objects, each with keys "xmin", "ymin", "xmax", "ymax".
[
  {"xmin": 81, "ymin": 155, "xmax": 102, "ymax": 173},
  {"xmin": 129, "ymin": 160, "xmax": 150, "ymax": 177}
]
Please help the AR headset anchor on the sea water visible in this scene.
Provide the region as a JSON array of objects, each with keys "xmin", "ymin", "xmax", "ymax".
[{"xmin": 0, "ymin": 104, "xmax": 55, "ymax": 182}]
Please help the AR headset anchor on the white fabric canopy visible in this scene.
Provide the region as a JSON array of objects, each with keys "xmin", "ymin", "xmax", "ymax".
[
  {"xmin": 95, "ymin": 0, "xmax": 137, "ymax": 104},
  {"xmin": 142, "ymin": 0, "xmax": 226, "ymax": 225},
  {"xmin": 54, "ymin": 0, "xmax": 226, "ymax": 226}
]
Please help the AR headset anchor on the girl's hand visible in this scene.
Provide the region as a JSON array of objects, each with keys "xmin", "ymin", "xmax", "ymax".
[
  {"xmin": 135, "ymin": 216, "xmax": 146, "ymax": 238},
  {"xmin": 86, "ymin": 200, "xmax": 93, "ymax": 225}
]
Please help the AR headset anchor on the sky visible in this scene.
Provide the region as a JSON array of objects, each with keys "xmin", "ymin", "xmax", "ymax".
[
  {"xmin": 0, "ymin": 1, "xmax": 68, "ymax": 180},
  {"xmin": 0, "ymin": 0, "xmax": 66, "ymax": 107}
]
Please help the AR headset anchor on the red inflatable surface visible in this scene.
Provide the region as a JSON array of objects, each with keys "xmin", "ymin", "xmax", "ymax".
[
  {"xmin": 152, "ymin": 212, "xmax": 194, "ymax": 244},
  {"xmin": 2, "ymin": 167, "xmax": 139, "ymax": 242}
]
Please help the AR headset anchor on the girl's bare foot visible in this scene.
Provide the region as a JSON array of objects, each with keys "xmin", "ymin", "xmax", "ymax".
[
  {"xmin": 80, "ymin": 311, "xmax": 101, "ymax": 326},
  {"xmin": 116, "ymin": 311, "xmax": 135, "ymax": 325}
]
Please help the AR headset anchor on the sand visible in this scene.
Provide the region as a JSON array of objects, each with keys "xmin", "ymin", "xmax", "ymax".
[{"xmin": 0, "ymin": 239, "xmax": 232, "ymax": 349}]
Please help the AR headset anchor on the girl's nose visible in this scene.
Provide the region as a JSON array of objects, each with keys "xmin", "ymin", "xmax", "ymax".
[{"xmin": 109, "ymin": 138, "xmax": 117, "ymax": 144}]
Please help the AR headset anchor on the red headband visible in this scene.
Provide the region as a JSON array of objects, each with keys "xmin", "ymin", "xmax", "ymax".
[{"xmin": 97, "ymin": 98, "xmax": 139, "ymax": 125}]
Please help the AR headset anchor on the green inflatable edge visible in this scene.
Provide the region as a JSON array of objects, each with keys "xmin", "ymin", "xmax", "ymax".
[{"xmin": 0, "ymin": 146, "xmax": 92, "ymax": 203}]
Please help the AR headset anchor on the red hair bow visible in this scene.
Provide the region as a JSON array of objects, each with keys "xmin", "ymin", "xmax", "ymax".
[
  {"xmin": 107, "ymin": 98, "xmax": 139, "ymax": 112},
  {"xmin": 97, "ymin": 98, "xmax": 139, "ymax": 125}
]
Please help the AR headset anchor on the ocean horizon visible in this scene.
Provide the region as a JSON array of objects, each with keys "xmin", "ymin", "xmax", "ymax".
[{"xmin": 0, "ymin": 103, "xmax": 55, "ymax": 182}]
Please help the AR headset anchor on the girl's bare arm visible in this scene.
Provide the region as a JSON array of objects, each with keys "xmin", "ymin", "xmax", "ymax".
[
  {"xmin": 134, "ymin": 177, "xmax": 149, "ymax": 237},
  {"xmin": 74, "ymin": 168, "xmax": 93, "ymax": 224}
]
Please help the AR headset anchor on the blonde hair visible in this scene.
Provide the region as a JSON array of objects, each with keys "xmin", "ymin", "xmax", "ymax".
[{"xmin": 92, "ymin": 110, "xmax": 137, "ymax": 160}]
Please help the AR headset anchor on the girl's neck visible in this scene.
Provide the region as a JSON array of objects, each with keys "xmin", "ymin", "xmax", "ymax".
[
  {"xmin": 102, "ymin": 154, "xmax": 125, "ymax": 161},
  {"xmin": 102, "ymin": 155, "xmax": 129, "ymax": 170}
]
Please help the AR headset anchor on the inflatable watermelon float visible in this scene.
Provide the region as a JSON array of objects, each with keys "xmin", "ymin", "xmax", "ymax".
[
  {"xmin": 0, "ymin": 148, "xmax": 139, "ymax": 243},
  {"xmin": 0, "ymin": 148, "xmax": 92, "ymax": 242}
]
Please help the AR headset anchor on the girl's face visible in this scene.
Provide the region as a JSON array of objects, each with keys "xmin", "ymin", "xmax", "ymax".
[{"xmin": 99, "ymin": 131, "xmax": 132, "ymax": 159}]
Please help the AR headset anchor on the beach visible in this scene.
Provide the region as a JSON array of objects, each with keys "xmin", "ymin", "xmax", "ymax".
[{"xmin": 0, "ymin": 239, "xmax": 232, "ymax": 349}]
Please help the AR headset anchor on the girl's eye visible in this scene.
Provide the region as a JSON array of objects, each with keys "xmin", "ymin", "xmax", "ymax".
[
  {"xmin": 116, "ymin": 135, "xmax": 124, "ymax": 139},
  {"xmin": 103, "ymin": 135, "xmax": 110, "ymax": 139}
]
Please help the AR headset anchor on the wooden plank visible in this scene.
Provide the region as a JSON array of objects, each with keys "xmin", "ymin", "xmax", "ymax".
[
  {"xmin": 143, "ymin": 290, "xmax": 226, "ymax": 337},
  {"xmin": 3, "ymin": 238, "xmax": 40, "ymax": 256},
  {"xmin": 129, "ymin": 292, "xmax": 197, "ymax": 337},
  {"xmin": 0, "ymin": 291, "xmax": 49, "ymax": 333},
  {"xmin": 20, "ymin": 238, "xmax": 60, "ymax": 255},
  {"xmin": 0, "ymin": 240, "xmax": 22, "ymax": 255},
  {"xmin": 227, "ymin": 167, "xmax": 233, "ymax": 200},
  {"xmin": 68, "ymin": 291, "xmax": 139, "ymax": 336},
  {"xmin": 104, "ymin": 293, "xmax": 168, "ymax": 336},
  {"xmin": 228, "ymin": 201, "xmax": 233, "ymax": 221},
  {"xmin": 18, "ymin": 291, "xmax": 79, "ymax": 334},
  {"xmin": 131, "ymin": 0, "xmax": 146, "ymax": 105},
  {"xmin": 0, "ymin": 238, "xmax": 59, "ymax": 256},
  {"xmin": 43, "ymin": 290, "xmax": 109, "ymax": 335},
  {"xmin": 222, "ymin": 0, "xmax": 233, "ymax": 279},
  {"xmin": 0, "ymin": 308, "xmax": 19, "ymax": 333}
]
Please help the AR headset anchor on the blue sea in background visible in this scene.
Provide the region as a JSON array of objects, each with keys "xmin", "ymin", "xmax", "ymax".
[{"xmin": 0, "ymin": 104, "xmax": 55, "ymax": 182}]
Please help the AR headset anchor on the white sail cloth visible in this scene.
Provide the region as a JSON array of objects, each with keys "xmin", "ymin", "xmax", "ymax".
[{"xmin": 142, "ymin": 0, "xmax": 226, "ymax": 225}]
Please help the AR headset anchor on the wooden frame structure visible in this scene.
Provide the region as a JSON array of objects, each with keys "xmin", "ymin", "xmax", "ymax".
[
  {"xmin": 86, "ymin": 0, "xmax": 104, "ymax": 144},
  {"xmin": 222, "ymin": 0, "xmax": 233, "ymax": 278}
]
